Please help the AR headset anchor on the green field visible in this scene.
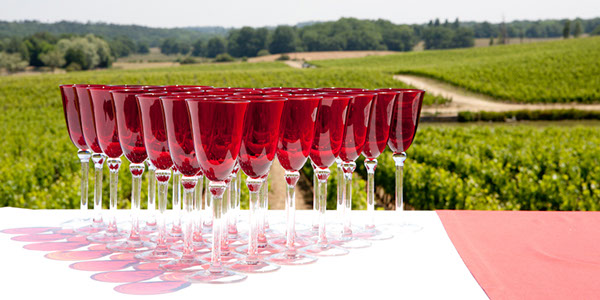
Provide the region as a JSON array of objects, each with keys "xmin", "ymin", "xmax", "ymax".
[
  {"xmin": 313, "ymin": 37, "xmax": 600, "ymax": 103},
  {"xmin": 1, "ymin": 40, "xmax": 599, "ymax": 211}
]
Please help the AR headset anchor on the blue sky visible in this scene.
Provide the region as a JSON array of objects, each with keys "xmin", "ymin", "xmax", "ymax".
[{"xmin": 1, "ymin": 0, "xmax": 598, "ymax": 28}]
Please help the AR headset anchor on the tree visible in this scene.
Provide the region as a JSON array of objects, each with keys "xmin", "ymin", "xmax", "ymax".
[
  {"xmin": 227, "ymin": 27, "xmax": 266, "ymax": 57},
  {"xmin": 39, "ymin": 49, "xmax": 65, "ymax": 69},
  {"xmin": 592, "ymin": 25, "xmax": 600, "ymax": 36},
  {"xmin": 23, "ymin": 32, "xmax": 57, "ymax": 67},
  {"xmin": 205, "ymin": 36, "xmax": 226, "ymax": 58},
  {"xmin": 573, "ymin": 20, "xmax": 583, "ymax": 38},
  {"xmin": 563, "ymin": 20, "xmax": 571, "ymax": 38},
  {"xmin": 160, "ymin": 38, "xmax": 190, "ymax": 55},
  {"xmin": 191, "ymin": 39, "xmax": 204, "ymax": 57},
  {"xmin": 268, "ymin": 26, "xmax": 298, "ymax": 54},
  {"xmin": 137, "ymin": 42, "xmax": 150, "ymax": 54},
  {"xmin": 54, "ymin": 34, "xmax": 112, "ymax": 70},
  {"xmin": 489, "ymin": 36, "xmax": 494, "ymax": 46},
  {"xmin": 0, "ymin": 52, "xmax": 28, "ymax": 72}
]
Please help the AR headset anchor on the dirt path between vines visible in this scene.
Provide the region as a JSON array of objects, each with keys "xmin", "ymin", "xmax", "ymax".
[{"xmin": 394, "ymin": 75, "xmax": 600, "ymax": 114}]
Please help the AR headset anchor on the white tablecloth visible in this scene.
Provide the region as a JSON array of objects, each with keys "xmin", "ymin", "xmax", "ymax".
[{"xmin": 0, "ymin": 208, "xmax": 487, "ymax": 299}]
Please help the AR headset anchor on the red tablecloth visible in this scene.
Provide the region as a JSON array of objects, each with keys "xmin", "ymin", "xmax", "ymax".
[{"xmin": 437, "ymin": 210, "xmax": 600, "ymax": 299}]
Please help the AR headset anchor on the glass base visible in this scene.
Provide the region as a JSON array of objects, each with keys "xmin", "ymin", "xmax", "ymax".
[
  {"xmin": 169, "ymin": 242, "xmax": 211, "ymax": 255},
  {"xmin": 187, "ymin": 268, "xmax": 247, "ymax": 284},
  {"xmin": 270, "ymin": 235, "xmax": 314, "ymax": 248},
  {"xmin": 356, "ymin": 227, "xmax": 394, "ymax": 240},
  {"xmin": 87, "ymin": 230, "xmax": 128, "ymax": 244},
  {"xmin": 267, "ymin": 251, "xmax": 318, "ymax": 266},
  {"xmin": 139, "ymin": 223, "xmax": 157, "ymax": 236},
  {"xmin": 201, "ymin": 251, "xmax": 244, "ymax": 264},
  {"xmin": 107, "ymin": 239, "xmax": 156, "ymax": 253},
  {"xmin": 61, "ymin": 217, "xmax": 91, "ymax": 228},
  {"xmin": 169, "ymin": 226, "xmax": 183, "ymax": 237},
  {"xmin": 159, "ymin": 256, "xmax": 208, "ymax": 272},
  {"xmin": 228, "ymin": 259, "xmax": 281, "ymax": 273},
  {"xmin": 300, "ymin": 243, "xmax": 349, "ymax": 257},
  {"xmin": 150, "ymin": 234, "xmax": 182, "ymax": 244},
  {"xmin": 337, "ymin": 237, "xmax": 372, "ymax": 249},
  {"xmin": 234, "ymin": 243, "xmax": 284, "ymax": 257},
  {"xmin": 134, "ymin": 246, "xmax": 180, "ymax": 262},
  {"xmin": 74, "ymin": 223, "xmax": 106, "ymax": 235}
]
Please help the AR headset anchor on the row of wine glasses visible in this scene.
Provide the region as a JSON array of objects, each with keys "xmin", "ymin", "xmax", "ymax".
[{"xmin": 59, "ymin": 84, "xmax": 425, "ymax": 284}]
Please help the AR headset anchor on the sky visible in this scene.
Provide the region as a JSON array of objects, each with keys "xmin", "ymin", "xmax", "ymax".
[{"xmin": 1, "ymin": 0, "xmax": 599, "ymax": 28}]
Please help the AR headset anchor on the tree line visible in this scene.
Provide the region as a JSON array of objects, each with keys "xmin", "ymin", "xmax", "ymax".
[{"xmin": 0, "ymin": 32, "xmax": 148, "ymax": 72}]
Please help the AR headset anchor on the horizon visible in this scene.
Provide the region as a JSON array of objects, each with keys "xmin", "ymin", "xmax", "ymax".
[
  {"xmin": 2, "ymin": 15, "xmax": 599, "ymax": 31},
  {"xmin": 0, "ymin": 0, "xmax": 599, "ymax": 29}
]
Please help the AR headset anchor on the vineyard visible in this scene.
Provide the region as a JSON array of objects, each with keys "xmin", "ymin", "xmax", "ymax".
[
  {"xmin": 312, "ymin": 36, "xmax": 600, "ymax": 104},
  {"xmin": 1, "ymin": 45, "xmax": 599, "ymax": 211}
]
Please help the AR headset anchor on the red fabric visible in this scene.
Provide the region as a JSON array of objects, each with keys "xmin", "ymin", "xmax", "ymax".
[{"xmin": 437, "ymin": 210, "xmax": 600, "ymax": 300}]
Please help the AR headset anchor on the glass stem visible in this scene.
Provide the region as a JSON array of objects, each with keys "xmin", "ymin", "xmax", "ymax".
[
  {"xmin": 172, "ymin": 169, "xmax": 182, "ymax": 233},
  {"xmin": 311, "ymin": 161, "xmax": 319, "ymax": 232},
  {"xmin": 193, "ymin": 174, "xmax": 204, "ymax": 243},
  {"xmin": 181, "ymin": 176, "xmax": 197, "ymax": 258},
  {"xmin": 156, "ymin": 170, "xmax": 171, "ymax": 250},
  {"xmin": 342, "ymin": 161, "xmax": 356, "ymax": 238},
  {"xmin": 91, "ymin": 153, "xmax": 105, "ymax": 225},
  {"xmin": 364, "ymin": 158, "xmax": 378, "ymax": 229},
  {"xmin": 77, "ymin": 150, "xmax": 92, "ymax": 213},
  {"xmin": 129, "ymin": 163, "xmax": 144, "ymax": 241},
  {"xmin": 208, "ymin": 181, "xmax": 226, "ymax": 273},
  {"xmin": 336, "ymin": 158, "xmax": 343, "ymax": 223},
  {"xmin": 392, "ymin": 152, "xmax": 407, "ymax": 212},
  {"xmin": 146, "ymin": 160, "xmax": 157, "ymax": 227},
  {"xmin": 106, "ymin": 157, "xmax": 121, "ymax": 233},
  {"xmin": 228, "ymin": 171, "xmax": 239, "ymax": 235},
  {"xmin": 221, "ymin": 180, "xmax": 231, "ymax": 255},
  {"xmin": 258, "ymin": 178, "xmax": 268, "ymax": 246},
  {"xmin": 315, "ymin": 168, "xmax": 330, "ymax": 246},
  {"xmin": 284, "ymin": 171, "xmax": 300, "ymax": 252},
  {"xmin": 204, "ymin": 178, "xmax": 212, "ymax": 229},
  {"xmin": 246, "ymin": 178, "xmax": 263, "ymax": 263}
]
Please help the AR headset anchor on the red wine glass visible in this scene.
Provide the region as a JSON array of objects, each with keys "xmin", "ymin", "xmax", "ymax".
[
  {"xmin": 385, "ymin": 89, "xmax": 425, "ymax": 231},
  {"xmin": 107, "ymin": 89, "xmax": 157, "ymax": 253},
  {"xmin": 59, "ymin": 84, "xmax": 93, "ymax": 230},
  {"xmin": 300, "ymin": 94, "xmax": 351, "ymax": 257},
  {"xmin": 186, "ymin": 98, "xmax": 249, "ymax": 284},
  {"xmin": 86, "ymin": 85, "xmax": 131, "ymax": 243},
  {"xmin": 72, "ymin": 84, "xmax": 107, "ymax": 234},
  {"xmin": 134, "ymin": 92, "xmax": 181, "ymax": 261},
  {"xmin": 356, "ymin": 90, "xmax": 397, "ymax": 240},
  {"xmin": 267, "ymin": 95, "xmax": 321, "ymax": 265},
  {"xmin": 336, "ymin": 91, "xmax": 375, "ymax": 249},
  {"xmin": 158, "ymin": 95, "xmax": 212, "ymax": 271},
  {"xmin": 227, "ymin": 95, "xmax": 286, "ymax": 273}
]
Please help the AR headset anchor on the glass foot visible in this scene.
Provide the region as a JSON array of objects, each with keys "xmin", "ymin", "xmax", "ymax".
[
  {"xmin": 300, "ymin": 243, "xmax": 349, "ymax": 257},
  {"xmin": 270, "ymin": 236, "xmax": 314, "ymax": 248},
  {"xmin": 228, "ymin": 259, "xmax": 281, "ymax": 273},
  {"xmin": 134, "ymin": 246, "xmax": 180, "ymax": 262},
  {"xmin": 337, "ymin": 237, "xmax": 372, "ymax": 249},
  {"xmin": 187, "ymin": 268, "xmax": 247, "ymax": 284},
  {"xmin": 139, "ymin": 223, "xmax": 157, "ymax": 236},
  {"xmin": 356, "ymin": 228, "xmax": 394, "ymax": 240},
  {"xmin": 235, "ymin": 243, "xmax": 284, "ymax": 257},
  {"xmin": 74, "ymin": 223, "xmax": 106, "ymax": 235},
  {"xmin": 87, "ymin": 230, "xmax": 128, "ymax": 244},
  {"xmin": 267, "ymin": 251, "xmax": 318, "ymax": 266},
  {"xmin": 107, "ymin": 239, "xmax": 156, "ymax": 253},
  {"xmin": 159, "ymin": 256, "xmax": 208, "ymax": 272},
  {"xmin": 169, "ymin": 242, "xmax": 211, "ymax": 255}
]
